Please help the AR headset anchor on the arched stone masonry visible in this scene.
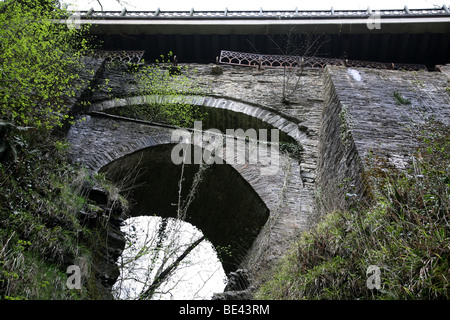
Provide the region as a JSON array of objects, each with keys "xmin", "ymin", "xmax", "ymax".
[{"xmin": 67, "ymin": 96, "xmax": 317, "ymax": 278}]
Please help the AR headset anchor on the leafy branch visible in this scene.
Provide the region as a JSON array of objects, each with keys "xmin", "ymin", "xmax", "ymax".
[{"xmin": 0, "ymin": 0, "xmax": 94, "ymax": 130}]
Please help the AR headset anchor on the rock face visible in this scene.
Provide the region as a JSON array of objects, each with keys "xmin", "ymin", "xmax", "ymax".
[
  {"xmin": 67, "ymin": 61, "xmax": 450, "ymax": 299},
  {"xmin": 77, "ymin": 180, "xmax": 128, "ymax": 299},
  {"xmin": 212, "ymin": 269, "xmax": 254, "ymax": 300}
]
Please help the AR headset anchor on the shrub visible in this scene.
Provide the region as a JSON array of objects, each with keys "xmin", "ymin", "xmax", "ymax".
[
  {"xmin": 0, "ymin": 0, "xmax": 93, "ymax": 130},
  {"xmin": 106, "ymin": 52, "xmax": 208, "ymax": 128}
]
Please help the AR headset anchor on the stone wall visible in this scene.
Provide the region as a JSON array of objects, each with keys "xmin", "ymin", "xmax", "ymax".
[
  {"xmin": 316, "ymin": 68, "xmax": 366, "ymax": 214},
  {"xmin": 89, "ymin": 63, "xmax": 325, "ymax": 206},
  {"xmin": 62, "ymin": 56, "xmax": 105, "ymax": 133}
]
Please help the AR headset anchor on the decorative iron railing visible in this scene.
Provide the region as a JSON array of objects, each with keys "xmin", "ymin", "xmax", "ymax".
[
  {"xmin": 94, "ymin": 50, "xmax": 145, "ymax": 64},
  {"xmin": 218, "ymin": 50, "xmax": 427, "ymax": 71}
]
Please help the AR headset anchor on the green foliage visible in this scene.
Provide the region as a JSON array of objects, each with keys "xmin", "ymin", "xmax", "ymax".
[
  {"xmin": 393, "ymin": 91, "xmax": 411, "ymax": 105},
  {"xmin": 256, "ymin": 122, "xmax": 450, "ymax": 300},
  {"xmin": 0, "ymin": 0, "xmax": 126, "ymax": 300},
  {"xmin": 0, "ymin": 0, "xmax": 93, "ymax": 130},
  {"xmin": 279, "ymin": 141, "xmax": 303, "ymax": 160},
  {"xmin": 107, "ymin": 52, "xmax": 208, "ymax": 128},
  {"xmin": 0, "ymin": 120, "xmax": 32, "ymax": 163},
  {"xmin": 0, "ymin": 128, "xmax": 126, "ymax": 299}
]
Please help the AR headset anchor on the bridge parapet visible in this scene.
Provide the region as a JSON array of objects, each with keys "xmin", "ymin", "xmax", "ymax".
[{"xmin": 78, "ymin": 7, "xmax": 450, "ymax": 20}]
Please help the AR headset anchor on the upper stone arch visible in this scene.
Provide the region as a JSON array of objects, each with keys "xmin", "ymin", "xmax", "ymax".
[{"xmin": 87, "ymin": 94, "xmax": 310, "ymax": 145}]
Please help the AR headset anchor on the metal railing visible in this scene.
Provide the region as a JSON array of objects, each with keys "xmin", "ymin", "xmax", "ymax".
[
  {"xmin": 94, "ymin": 50, "xmax": 145, "ymax": 64},
  {"xmin": 218, "ymin": 50, "xmax": 427, "ymax": 71}
]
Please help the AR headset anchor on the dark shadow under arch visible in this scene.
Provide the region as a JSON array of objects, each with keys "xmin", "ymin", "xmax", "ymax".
[{"xmin": 100, "ymin": 143, "xmax": 270, "ymax": 274}]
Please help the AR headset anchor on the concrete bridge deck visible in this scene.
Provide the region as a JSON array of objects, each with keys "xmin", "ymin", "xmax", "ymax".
[{"xmin": 76, "ymin": 7, "xmax": 450, "ymax": 34}]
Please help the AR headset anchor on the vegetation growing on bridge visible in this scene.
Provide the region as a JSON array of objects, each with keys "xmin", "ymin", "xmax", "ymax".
[{"xmin": 106, "ymin": 52, "xmax": 208, "ymax": 128}]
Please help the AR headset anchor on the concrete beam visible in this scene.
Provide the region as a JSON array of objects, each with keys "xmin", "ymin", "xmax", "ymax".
[
  {"xmin": 64, "ymin": 8, "xmax": 450, "ymax": 35},
  {"xmin": 81, "ymin": 16, "xmax": 450, "ymax": 35}
]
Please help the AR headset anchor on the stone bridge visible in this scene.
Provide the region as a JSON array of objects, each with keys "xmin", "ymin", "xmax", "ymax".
[
  {"xmin": 67, "ymin": 61, "xmax": 450, "ymax": 284},
  {"xmin": 67, "ymin": 90, "xmax": 318, "ymax": 275}
]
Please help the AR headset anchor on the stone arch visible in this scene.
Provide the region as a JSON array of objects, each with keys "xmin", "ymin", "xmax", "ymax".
[
  {"xmin": 88, "ymin": 95, "xmax": 310, "ymax": 144},
  {"xmin": 99, "ymin": 143, "xmax": 271, "ymax": 273},
  {"xmin": 68, "ymin": 94, "xmax": 312, "ymax": 277}
]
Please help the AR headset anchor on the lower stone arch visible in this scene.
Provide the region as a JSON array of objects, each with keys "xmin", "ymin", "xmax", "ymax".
[{"xmin": 99, "ymin": 143, "xmax": 270, "ymax": 274}]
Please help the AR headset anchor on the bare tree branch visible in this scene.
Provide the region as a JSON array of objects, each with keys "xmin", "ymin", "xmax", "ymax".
[
  {"xmin": 138, "ymin": 235, "xmax": 206, "ymax": 300},
  {"xmin": 95, "ymin": 0, "xmax": 103, "ymax": 11},
  {"xmin": 94, "ymin": 0, "xmax": 133, "ymax": 11},
  {"xmin": 264, "ymin": 28, "xmax": 326, "ymax": 104}
]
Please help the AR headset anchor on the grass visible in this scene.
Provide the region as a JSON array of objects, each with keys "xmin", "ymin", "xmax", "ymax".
[{"xmin": 256, "ymin": 121, "xmax": 449, "ymax": 300}]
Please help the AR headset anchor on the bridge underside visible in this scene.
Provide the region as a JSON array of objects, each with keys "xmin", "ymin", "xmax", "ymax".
[{"xmin": 96, "ymin": 32, "xmax": 450, "ymax": 70}]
